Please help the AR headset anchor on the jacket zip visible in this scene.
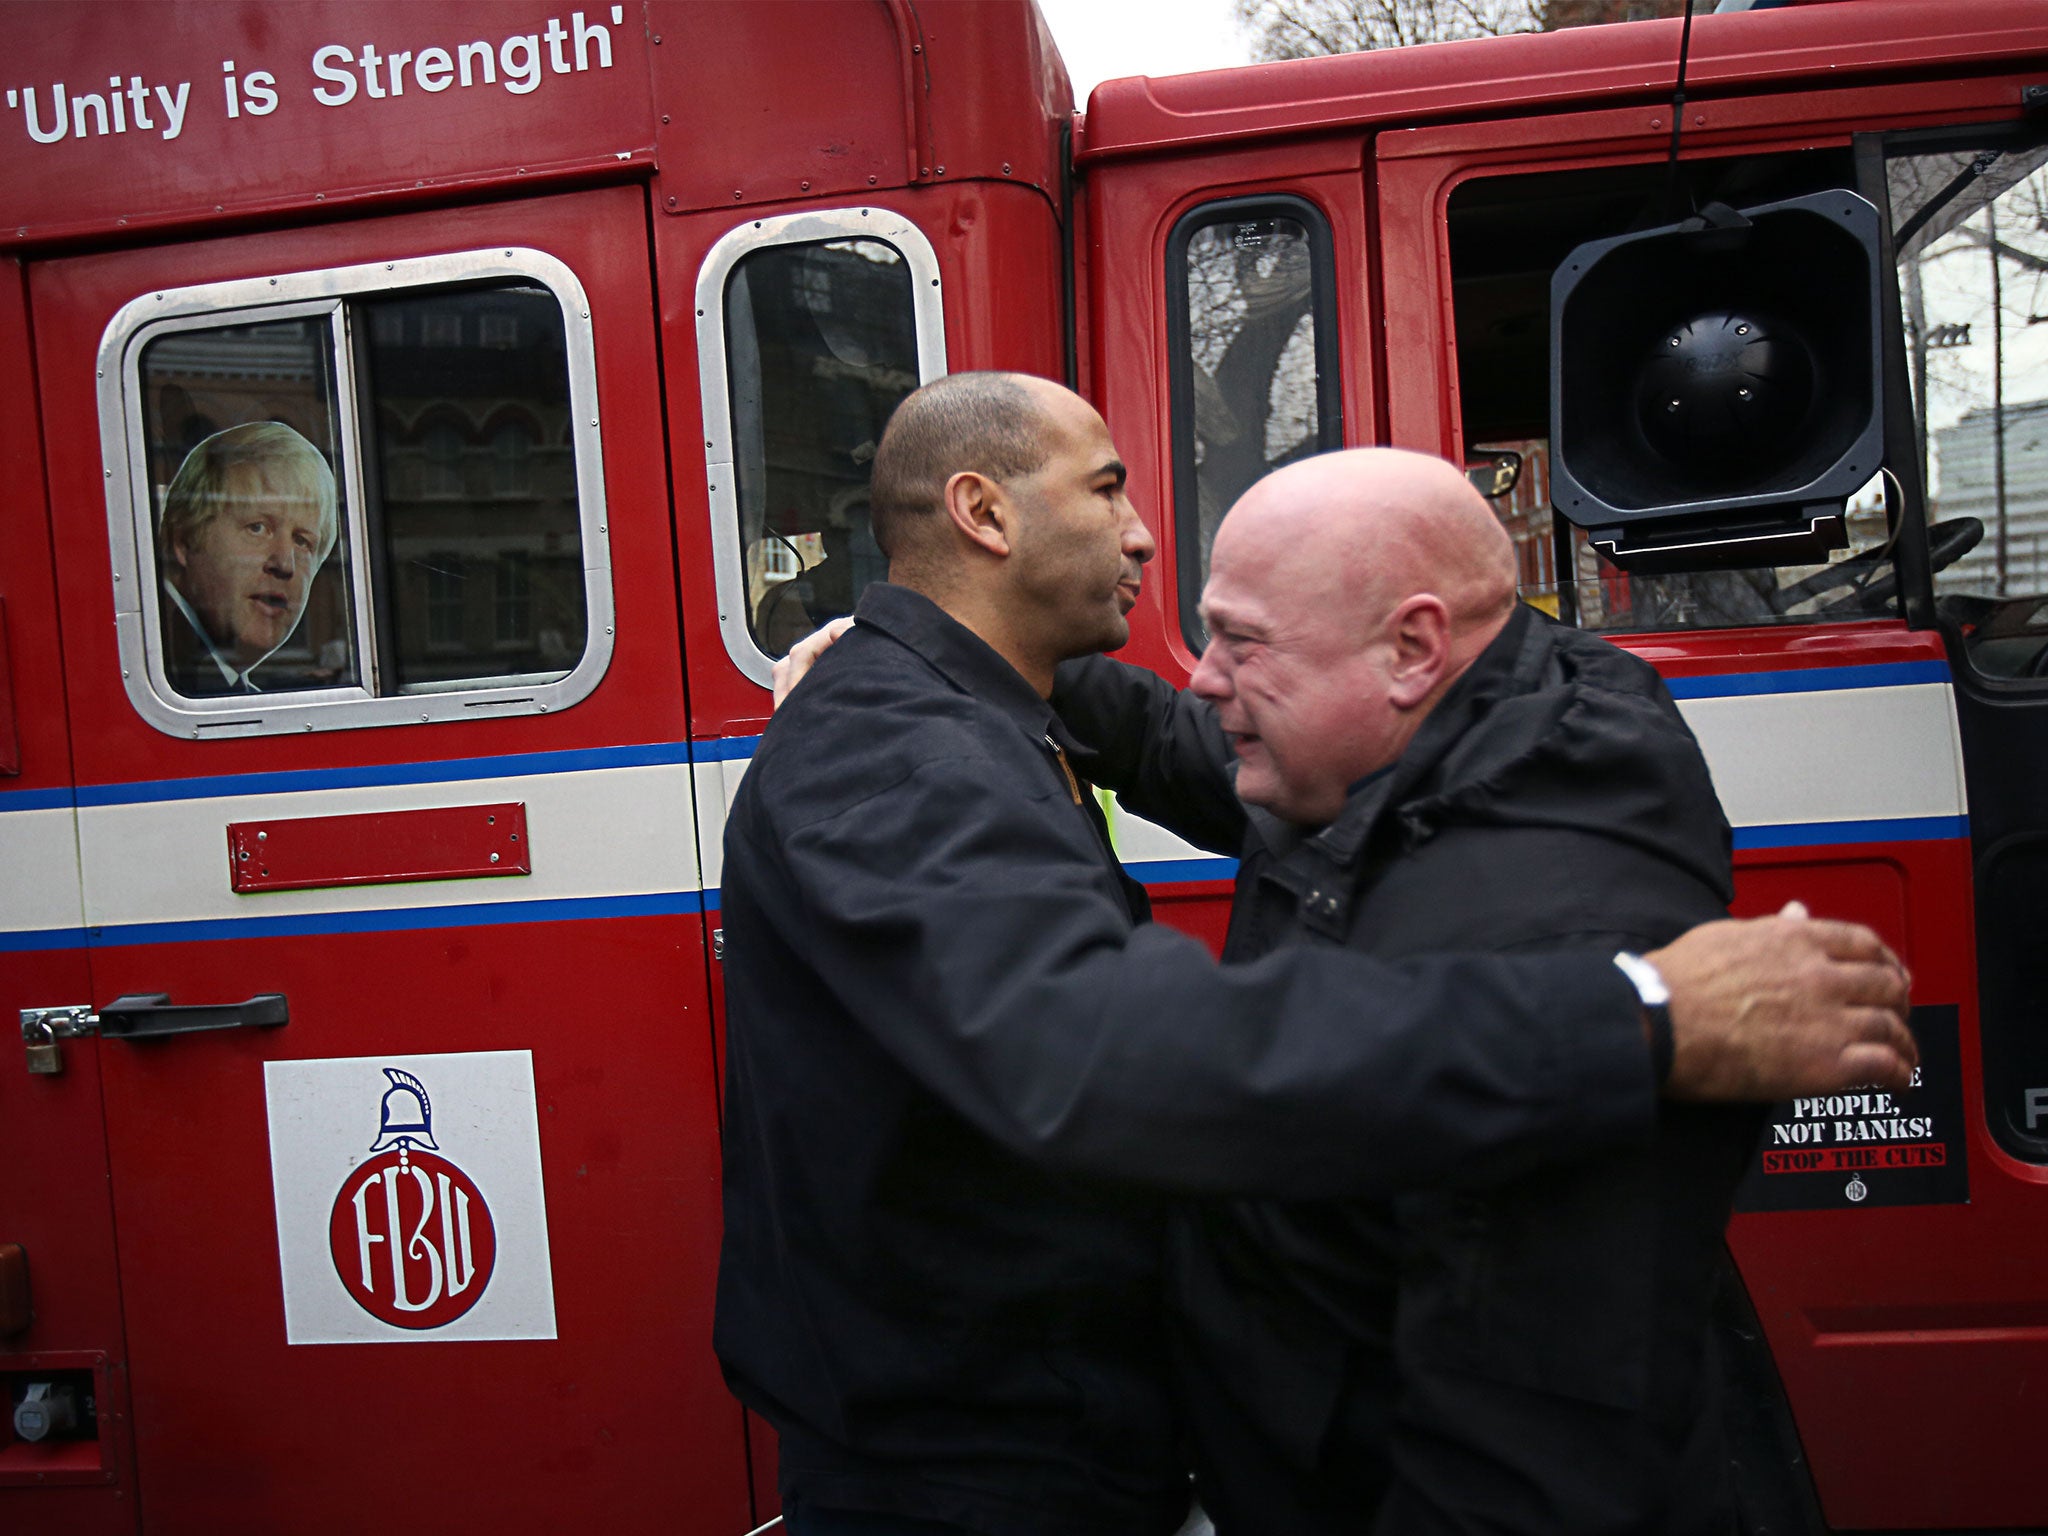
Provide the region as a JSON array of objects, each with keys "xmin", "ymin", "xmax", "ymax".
[
  {"xmin": 1047, "ymin": 734, "xmax": 1145, "ymax": 921},
  {"xmin": 1044, "ymin": 734, "xmax": 1084, "ymax": 804}
]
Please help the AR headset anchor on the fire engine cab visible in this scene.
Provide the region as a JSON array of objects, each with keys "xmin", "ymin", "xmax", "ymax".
[{"xmin": 2, "ymin": 1, "xmax": 2045, "ymax": 1530}]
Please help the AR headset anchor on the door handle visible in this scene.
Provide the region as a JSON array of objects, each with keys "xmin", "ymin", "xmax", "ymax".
[
  {"xmin": 97, "ymin": 992, "xmax": 289, "ymax": 1039},
  {"xmin": 22, "ymin": 993, "xmax": 287, "ymax": 1074}
]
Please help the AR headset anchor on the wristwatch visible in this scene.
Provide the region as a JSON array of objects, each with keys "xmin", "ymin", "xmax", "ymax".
[{"xmin": 1613, "ymin": 950, "xmax": 1675, "ymax": 1085}]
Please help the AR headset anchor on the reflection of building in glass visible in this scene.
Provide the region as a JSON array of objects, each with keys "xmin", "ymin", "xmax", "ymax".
[
  {"xmin": 1476, "ymin": 440, "xmax": 1556, "ymax": 601},
  {"xmin": 728, "ymin": 238, "xmax": 914, "ymax": 651},
  {"xmin": 1931, "ymin": 398, "xmax": 2048, "ymax": 596},
  {"xmin": 740, "ymin": 240, "xmax": 914, "ymax": 540},
  {"xmin": 363, "ymin": 285, "xmax": 586, "ymax": 687}
]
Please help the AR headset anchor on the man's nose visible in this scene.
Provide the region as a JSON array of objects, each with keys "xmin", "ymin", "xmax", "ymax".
[
  {"xmin": 1120, "ymin": 499, "xmax": 1155, "ymax": 564},
  {"xmin": 1189, "ymin": 641, "xmax": 1228, "ymax": 702},
  {"xmin": 263, "ymin": 538, "xmax": 297, "ymax": 577}
]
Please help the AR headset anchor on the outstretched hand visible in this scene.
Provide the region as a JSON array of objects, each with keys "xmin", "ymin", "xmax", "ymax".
[
  {"xmin": 1650, "ymin": 903, "xmax": 1917, "ymax": 1100},
  {"xmin": 772, "ymin": 616, "xmax": 856, "ymax": 708}
]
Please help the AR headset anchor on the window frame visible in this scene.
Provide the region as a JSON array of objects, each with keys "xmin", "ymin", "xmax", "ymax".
[
  {"xmin": 1880, "ymin": 119, "xmax": 2048, "ymax": 690},
  {"xmin": 694, "ymin": 207, "xmax": 947, "ymax": 689},
  {"xmin": 96, "ymin": 246, "xmax": 614, "ymax": 739},
  {"xmin": 1165, "ymin": 192, "xmax": 1343, "ymax": 652}
]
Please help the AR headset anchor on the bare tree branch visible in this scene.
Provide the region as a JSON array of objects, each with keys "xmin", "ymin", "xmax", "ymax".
[
  {"xmin": 1235, "ymin": 0, "xmax": 1675, "ymax": 58},
  {"xmin": 1943, "ymin": 223, "xmax": 2048, "ymax": 277}
]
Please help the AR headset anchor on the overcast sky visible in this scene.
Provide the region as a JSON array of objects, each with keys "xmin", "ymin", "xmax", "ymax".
[{"xmin": 1034, "ymin": 0, "xmax": 1251, "ymax": 105}]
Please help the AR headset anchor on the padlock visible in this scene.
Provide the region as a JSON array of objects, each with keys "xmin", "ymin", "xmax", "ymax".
[
  {"xmin": 23, "ymin": 1018, "xmax": 62, "ymax": 1076},
  {"xmin": 18, "ymin": 1008, "xmax": 93, "ymax": 1076}
]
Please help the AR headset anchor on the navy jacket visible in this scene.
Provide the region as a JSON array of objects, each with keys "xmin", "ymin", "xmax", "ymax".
[{"xmin": 714, "ymin": 584, "xmax": 1660, "ymax": 1536}]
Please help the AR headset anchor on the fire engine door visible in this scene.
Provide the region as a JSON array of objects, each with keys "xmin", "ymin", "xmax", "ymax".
[
  {"xmin": 1374, "ymin": 85, "xmax": 2048, "ymax": 1527},
  {"xmin": 0, "ymin": 258, "xmax": 137, "ymax": 1532},
  {"xmin": 1883, "ymin": 123, "xmax": 2048, "ymax": 1185},
  {"xmin": 22, "ymin": 186, "xmax": 747, "ymax": 1532}
]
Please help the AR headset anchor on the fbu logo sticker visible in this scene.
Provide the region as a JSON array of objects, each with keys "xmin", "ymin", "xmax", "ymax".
[
  {"xmin": 329, "ymin": 1068, "xmax": 497, "ymax": 1328},
  {"xmin": 266, "ymin": 1051, "xmax": 556, "ymax": 1345}
]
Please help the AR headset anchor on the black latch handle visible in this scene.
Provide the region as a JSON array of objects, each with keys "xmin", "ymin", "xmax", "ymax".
[{"xmin": 97, "ymin": 993, "xmax": 289, "ymax": 1039}]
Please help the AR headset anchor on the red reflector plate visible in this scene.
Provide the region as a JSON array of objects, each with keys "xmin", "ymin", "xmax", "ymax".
[{"xmin": 227, "ymin": 803, "xmax": 531, "ymax": 893}]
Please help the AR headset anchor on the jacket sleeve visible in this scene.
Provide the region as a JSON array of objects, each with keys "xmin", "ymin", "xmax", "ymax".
[
  {"xmin": 1051, "ymin": 654, "xmax": 1246, "ymax": 857},
  {"xmin": 756, "ymin": 750, "xmax": 1656, "ymax": 1201}
]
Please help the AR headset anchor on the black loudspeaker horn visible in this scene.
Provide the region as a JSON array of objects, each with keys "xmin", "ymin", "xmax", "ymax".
[{"xmin": 1549, "ymin": 190, "xmax": 1885, "ymax": 570}]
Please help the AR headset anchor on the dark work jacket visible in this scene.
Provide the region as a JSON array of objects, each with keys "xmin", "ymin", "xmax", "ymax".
[
  {"xmin": 715, "ymin": 584, "xmax": 1662, "ymax": 1536},
  {"xmin": 160, "ymin": 587, "xmax": 249, "ymax": 696},
  {"xmin": 1056, "ymin": 603, "xmax": 1759, "ymax": 1536}
]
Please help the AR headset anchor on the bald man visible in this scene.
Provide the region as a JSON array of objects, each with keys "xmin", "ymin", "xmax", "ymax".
[
  {"xmin": 723, "ymin": 379, "xmax": 1909, "ymax": 1536},
  {"xmin": 1054, "ymin": 446, "xmax": 1768, "ymax": 1534}
]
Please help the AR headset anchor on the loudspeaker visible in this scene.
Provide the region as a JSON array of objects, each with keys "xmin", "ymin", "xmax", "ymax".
[{"xmin": 1549, "ymin": 190, "xmax": 1885, "ymax": 568}]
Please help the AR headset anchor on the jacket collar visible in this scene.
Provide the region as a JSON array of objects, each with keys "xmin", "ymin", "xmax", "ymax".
[
  {"xmin": 853, "ymin": 582, "xmax": 1058, "ymax": 743},
  {"xmin": 1373, "ymin": 600, "xmax": 1545, "ymax": 810}
]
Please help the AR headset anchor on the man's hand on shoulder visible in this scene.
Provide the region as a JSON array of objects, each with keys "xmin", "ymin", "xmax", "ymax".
[
  {"xmin": 1650, "ymin": 902, "xmax": 1917, "ymax": 1099},
  {"xmin": 772, "ymin": 616, "xmax": 856, "ymax": 708}
]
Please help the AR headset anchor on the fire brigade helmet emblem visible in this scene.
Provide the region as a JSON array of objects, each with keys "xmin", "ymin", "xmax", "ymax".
[
  {"xmin": 373, "ymin": 1067, "xmax": 440, "ymax": 1152},
  {"xmin": 328, "ymin": 1067, "xmax": 497, "ymax": 1329}
]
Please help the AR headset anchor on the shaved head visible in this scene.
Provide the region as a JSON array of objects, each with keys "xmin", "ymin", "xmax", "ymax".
[
  {"xmin": 1191, "ymin": 447, "xmax": 1522, "ymax": 825},
  {"xmin": 869, "ymin": 372, "xmax": 1055, "ymax": 571},
  {"xmin": 865, "ymin": 371, "xmax": 1154, "ymax": 694}
]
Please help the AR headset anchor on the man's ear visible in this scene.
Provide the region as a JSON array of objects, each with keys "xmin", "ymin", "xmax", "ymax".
[
  {"xmin": 940, "ymin": 470, "xmax": 1015, "ymax": 559},
  {"xmin": 1385, "ymin": 593, "xmax": 1451, "ymax": 709}
]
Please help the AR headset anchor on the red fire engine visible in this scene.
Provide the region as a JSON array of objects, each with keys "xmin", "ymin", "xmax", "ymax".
[{"xmin": 2, "ymin": 1, "xmax": 2045, "ymax": 1530}]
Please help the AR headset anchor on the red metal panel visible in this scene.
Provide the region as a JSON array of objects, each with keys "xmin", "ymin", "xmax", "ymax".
[
  {"xmin": 0, "ymin": 1, "xmax": 660, "ymax": 247},
  {"xmin": 649, "ymin": 0, "xmax": 914, "ymax": 213},
  {"xmin": 646, "ymin": 0, "xmax": 1070, "ymax": 217},
  {"xmin": 0, "ymin": 255, "xmax": 135, "ymax": 1532},
  {"xmin": 910, "ymin": 0, "xmax": 1072, "ymax": 198},
  {"xmin": 1146, "ymin": 882, "xmax": 1234, "ymax": 956},
  {"xmin": 0, "ymin": 600, "xmax": 17, "ymax": 776},
  {"xmin": 1375, "ymin": 75, "xmax": 2016, "ymax": 164},
  {"xmin": 1620, "ymin": 618, "xmax": 1949, "ymax": 676},
  {"xmin": 1373, "ymin": 150, "xmax": 1463, "ymax": 459},
  {"xmin": 0, "ymin": 1244, "xmax": 25, "ymax": 1334},
  {"xmin": 227, "ymin": 802, "xmax": 530, "ymax": 892},
  {"xmin": 1076, "ymin": 0, "xmax": 2048, "ymax": 161}
]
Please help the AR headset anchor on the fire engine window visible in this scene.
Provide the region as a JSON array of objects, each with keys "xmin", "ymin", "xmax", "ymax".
[
  {"xmin": 723, "ymin": 238, "xmax": 914, "ymax": 657},
  {"xmin": 1168, "ymin": 197, "xmax": 1341, "ymax": 647},
  {"xmin": 356, "ymin": 286, "xmax": 587, "ymax": 691},
  {"xmin": 1889, "ymin": 140, "xmax": 2048, "ymax": 681},
  {"xmin": 1444, "ymin": 151, "xmax": 1917, "ymax": 634},
  {"xmin": 106, "ymin": 250, "xmax": 611, "ymax": 736}
]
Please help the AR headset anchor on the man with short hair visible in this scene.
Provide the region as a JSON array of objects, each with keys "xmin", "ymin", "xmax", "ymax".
[
  {"xmin": 1055, "ymin": 445, "xmax": 1778, "ymax": 1533},
  {"xmin": 156, "ymin": 420, "xmax": 339, "ymax": 695},
  {"xmin": 718, "ymin": 373, "xmax": 1912, "ymax": 1536}
]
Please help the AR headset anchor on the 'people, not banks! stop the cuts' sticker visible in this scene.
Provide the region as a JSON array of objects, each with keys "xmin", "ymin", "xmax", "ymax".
[{"xmin": 1734, "ymin": 1005, "xmax": 1969, "ymax": 1213}]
